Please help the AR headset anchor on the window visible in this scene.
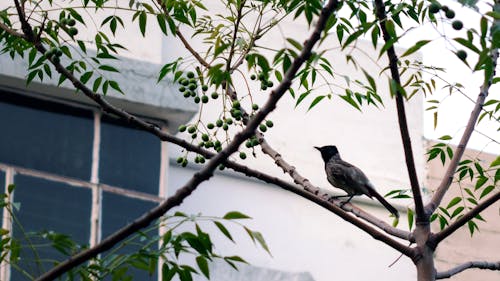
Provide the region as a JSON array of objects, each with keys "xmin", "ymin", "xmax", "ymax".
[{"xmin": 0, "ymin": 90, "xmax": 166, "ymax": 280}]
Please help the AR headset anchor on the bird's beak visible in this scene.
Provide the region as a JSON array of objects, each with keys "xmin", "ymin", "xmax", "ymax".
[{"xmin": 314, "ymin": 146, "xmax": 320, "ymax": 151}]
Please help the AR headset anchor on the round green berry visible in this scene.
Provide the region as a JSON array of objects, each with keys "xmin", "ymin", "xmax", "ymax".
[
  {"xmin": 225, "ymin": 118, "xmax": 233, "ymax": 125},
  {"xmin": 202, "ymin": 95, "xmax": 209, "ymax": 103},
  {"xmin": 214, "ymin": 140, "xmax": 221, "ymax": 147},
  {"xmin": 181, "ymin": 79, "xmax": 189, "ymax": 86},
  {"xmin": 428, "ymin": 3, "xmax": 441, "ymax": 14},
  {"xmin": 218, "ymin": 164, "xmax": 225, "ymax": 170},
  {"xmin": 68, "ymin": 27, "xmax": 78, "ymax": 36},
  {"xmin": 207, "ymin": 123, "xmax": 215, "ymax": 129},
  {"xmin": 190, "ymin": 91, "xmax": 197, "ymax": 97},
  {"xmin": 52, "ymin": 56, "xmax": 61, "ymax": 64},
  {"xmin": 456, "ymin": 50, "xmax": 467, "ymax": 60},
  {"xmin": 55, "ymin": 49, "xmax": 63, "ymax": 57},
  {"xmin": 194, "ymin": 156, "xmax": 200, "ymax": 164},
  {"xmin": 259, "ymin": 124, "xmax": 267, "ymax": 132},
  {"xmin": 183, "ymin": 92, "xmax": 191, "ymax": 98},
  {"xmin": 187, "ymin": 71, "xmax": 195, "ymax": 78},
  {"xmin": 445, "ymin": 9, "xmax": 455, "ymax": 19},
  {"xmin": 265, "ymin": 120, "xmax": 274, "ymax": 127},
  {"xmin": 211, "ymin": 92, "xmax": 219, "ymax": 99},
  {"xmin": 179, "ymin": 86, "xmax": 186, "ymax": 92},
  {"xmin": 189, "ymin": 78, "xmax": 197, "ymax": 84},
  {"xmin": 267, "ymin": 81, "xmax": 274, "ymax": 87},
  {"xmin": 252, "ymin": 104, "xmax": 259, "ymax": 110},
  {"xmin": 67, "ymin": 18, "xmax": 76, "ymax": 26},
  {"xmin": 194, "ymin": 96, "xmax": 200, "ymax": 103},
  {"xmin": 441, "ymin": 5, "xmax": 449, "ymax": 12},
  {"xmin": 188, "ymin": 83, "xmax": 197, "ymax": 91},
  {"xmin": 232, "ymin": 100, "xmax": 240, "ymax": 108},
  {"xmin": 176, "ymin": 157, "xmax": 183, "ymax": 163},
  {"xmin": 251, "ymin": 138, "xmax": 260, "ymax": 146},
  {"xmin": 258, "ymin": 73, "xmax": 265, "ymax": 80},
  {"xmin": 182, "ymin": 159, "xmax": 188, "ymax": 167},
  {"xmin": 261, "ymin": 84, "xmax": 267, "ymax": 91},
  {"xmin": 239, "ymin": 152, "xmax": 247, "ymax": 159},
  {"xmin": 452, "ymin": 20, "xmax": 463, "ymax": 30},
  {"xmin": 191, "ymin": 133, "xmax": 197, "ymax": 139},
  {"xmin": 178, "ymin": 125, "xmax": 187, "ymax": 132},
  {"xmin": 223, "ymin": 124, "xmax": 229, "ymax": 131},
  {"xmin": 245, "ymin": 141, "xmax": 252, "ymax": 148},
  {"xmin": 202, "ymin": 134, "xmax": 209, "ymax": 141},
  {"xmin": 202, "ymin": 85, "xmax": 208, "ymax": 91},
  {"xmin": 216, "ymin": 119, "xmax": 223, "ymax": 127},
  {"xmin": 250, "ymin": 74, "xmax": 256, "ymax": 80},
  {"xmin": 187, "ymin": 126, "xmax": 196, "ymax": 134},
  {"xmin": 205, "ymin": 141, "xmax": 213, "ymax": 148}
]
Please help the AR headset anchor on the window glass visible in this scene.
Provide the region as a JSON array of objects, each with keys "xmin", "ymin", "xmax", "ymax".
[
  {"xmin": 99, "ymin": 118, "xmax": 161, "ymax": 195},
  {"xmin": 0, "ymin": 92, "xmax": 94, "ymax": 180},
  {"xmin": 11, "ymin": 175, "xmax": 92, "ymax": 280},
  {"xmin": 101, "ymin": 192, "xmax": 158, "ymax": 280},
  {"xmin": 0, "ymin": 170, "xmax": 4, "ymax": 224}
]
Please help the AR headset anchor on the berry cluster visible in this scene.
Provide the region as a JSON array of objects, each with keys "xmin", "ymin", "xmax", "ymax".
[
  {"xmin": 178, "ymin": 71, "xmax": 211, "ymax": 103},
  {"xmin": 250, "ymin": 72, "xmax": 274, "ymax": 91},
  {"xmin": 60, "ymin": 17, "xmax": 78, "ymax": 36},
  {"xmin": 45, "ymin": 47, "xmax": 63, "ymax": 64},
  {"xmin": 428, "ymin": 2, "xmax": 467, "ymax": 61}
]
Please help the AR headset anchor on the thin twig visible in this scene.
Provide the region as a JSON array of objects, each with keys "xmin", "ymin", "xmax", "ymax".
[{"xmin": 436, "ymin": 260, "xmax": 500, "ymax": 279}]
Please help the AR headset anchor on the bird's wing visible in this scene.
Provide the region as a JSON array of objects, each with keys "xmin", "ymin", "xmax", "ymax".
[{"xmin": 326, "ymin": 160, "xmax": 373, "ymax": 196}]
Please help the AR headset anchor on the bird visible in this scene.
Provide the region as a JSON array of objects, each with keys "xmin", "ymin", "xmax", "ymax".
[{"xmin": 315, "ymin": 145, "xmax": 399, "ymax": 218}]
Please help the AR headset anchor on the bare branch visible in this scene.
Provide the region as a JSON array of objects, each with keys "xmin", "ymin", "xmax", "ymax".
[
  {"xmin": 430, "ymin": 191, "xmax": 500, "ymax": 247},
  {"xmin": 436, "ymin": 261, "xmax": 500, "ymax": 279},
  {"xmin": 425, "ymin": 48, "xmax": 499, "ymax": 214},
  {"xmin": 373, "ymin": 0, "xmax": 426, "ymax": 222},
  {"xmin": 31, "ymin": 1, "xmax": 342, "ymax": 280},
  {"xmin": 0, "ymin": 22, "xmax": 26, "ymax": 39}
]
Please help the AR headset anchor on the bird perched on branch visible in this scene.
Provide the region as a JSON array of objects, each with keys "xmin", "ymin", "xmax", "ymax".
[{"xmin": 315, "ymin": 145, "xmax": 399, "ymax": 218}]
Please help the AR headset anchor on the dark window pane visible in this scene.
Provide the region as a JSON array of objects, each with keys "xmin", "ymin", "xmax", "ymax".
[
  {"xmin": 0, "ymin": 92, "xmax": 94, "ymax": 180},
  {"xmin": 101, "ymin": 192, "xmax": 158, "ymax": 281},
  {"xmin": 11, "ymin": 175, "xmax": 92, "ymax": 281},
  {"xmin": 0, "ymin": 170, "xmax": 4, "ymax": 223},
  {"xmin": 99, "ymin": 118, "xmax": 160, "ymax": 194}
]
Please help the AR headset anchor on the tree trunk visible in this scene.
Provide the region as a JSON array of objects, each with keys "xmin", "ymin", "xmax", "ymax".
[{"xmin": 415, "ymin": 224, "xmax": 435, "ymax": 281}]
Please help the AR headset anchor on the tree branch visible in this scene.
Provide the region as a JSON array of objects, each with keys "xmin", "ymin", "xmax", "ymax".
[
  {"xmin": 430, "ymin": 191, "xmax": 500, "ymax": 248},
  {"xmin": 373, "ymin": 0, "xmax": 426, "ymax": 222},
  {"xmin": 32, "ymin": 1, "xmax": 342, "ymax": 280},
  {"xmin": 425, "ymin": 47, "xmax": 499, "ymax": 214},
  {"xmin": 436, "ymin": 261, "xmax": 500, "ymax": 279},
  {"xmin": 154, "ymin": 0, "xmax": 211, "ymax": 68}
]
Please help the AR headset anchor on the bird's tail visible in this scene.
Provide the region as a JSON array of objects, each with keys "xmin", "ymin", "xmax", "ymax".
[{"xmin": 371, "ymin": 190, "xmax": 399, "ymax": 218}]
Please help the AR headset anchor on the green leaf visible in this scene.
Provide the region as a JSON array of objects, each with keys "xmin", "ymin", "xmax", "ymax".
[
  {"xmin": 139, "ymin": 11, "xmax": 147, "ymax": 37},
  {"xmin": 407, "ymin": 208, "xmax": 414, "ymax": 231},
  {"xmin": 401, "ymin": 40, "xmax": 430, "ymax": 57},
  {"xmin": 93, "ymin": 76, "xmax": 102, "ymax": 92},
  {"xmin": 195, "ymin": 256, "xmax": 209, "ymax": 279},
  {"xmin": 99, "ymin": 65, "xmax": 120, "ymax": 73},
  {"xmin": 252, "ymin": 231, "xmax": 271, "ymax": 255},
  {"xmin": 451, "ymin": 206, "xmax": 464, "ymax": 218},
  {"xmin": 213, "ymin": 221, "xmax": 234, "ymax": 242},
  {"xmin": 223, "ymin": 211, "xmax": 251, "ymax": 220},
  {"xmin": 307, "ymin": 95, "xmax": 325, "ymax": 111},
  {"xmin": 109, "ymin": 80, "xmax": 124, "ymax": 94},
  {"xmin": 490, "ymin": 155, "xmax": 500, "ymax": 167},
  {"xmin": 80, "ymin": 71, "xmax": 93, "ymax": 84},
  {"xmin": 446, "ymin": 197, "xmax": 461, "ymax": 209},
  {"xmin": 479, "ymin": 185, "xmax": 494, "ymax": 199},
  {"xmin": 475, "ymin": 176, "xmax": 488, "ymax": 190},
  {"xmin": 467, "ymin": 220, "xmax": 478, "ymax": 236}
]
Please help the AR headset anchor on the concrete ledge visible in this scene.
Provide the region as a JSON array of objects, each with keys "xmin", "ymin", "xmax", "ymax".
[{"xmin": 0, "ymin": 51, "xmax": 196, "ymax": 128}]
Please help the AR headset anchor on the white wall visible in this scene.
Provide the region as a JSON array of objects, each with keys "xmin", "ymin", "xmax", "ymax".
[{"xmin": 168, "ymin": 166, "xmax": 416, "ymax": 281}]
